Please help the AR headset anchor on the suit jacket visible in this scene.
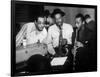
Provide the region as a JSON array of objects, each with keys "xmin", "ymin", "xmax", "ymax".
[{"xmin": 72, "ymin": 24, "xmax": 94, "ymax": 46}]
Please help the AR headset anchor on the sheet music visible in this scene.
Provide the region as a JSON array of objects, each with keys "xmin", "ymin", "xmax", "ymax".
[{"xmin": 50, "ymin": 57, "xmax": 67, "ymax": 66}]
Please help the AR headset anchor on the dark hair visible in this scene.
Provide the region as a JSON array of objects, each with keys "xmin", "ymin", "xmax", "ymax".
[
  {"xmin": 75, "ymin": 13, "xmax": 85, "ymax": 22},
  {"xmin": 84, "ymin": 14, "xmax": 91, "ymax": 20},
  {"xmin": 44, "ymin": 10, "xmax": 51, "ymax": 17},
  {"xmin": 35, "ymin": 14, "xmax": 44, "ymax": 22}
]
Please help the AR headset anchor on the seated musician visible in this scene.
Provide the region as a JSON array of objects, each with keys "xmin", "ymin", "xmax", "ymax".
[
  {"xmin": 16, "ymin": 14, "xmax": 52, "ymax": 73},
  {"xmin": 16, "ymin": 14, "xmax": 47, "ymax": 48},
  {"xmin": 73, "ymin": 13, "xmax": 96, "ymax": 72},
  {"xmin": 46, "ymin": 8, "xmax": 73, "ymax": 57}
]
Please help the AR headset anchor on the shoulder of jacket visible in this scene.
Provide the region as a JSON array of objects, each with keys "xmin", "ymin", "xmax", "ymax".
[
  {"xmin": 63, "ymin": 23, "xmax": 72, "ymax": 26},
  {"xmin": 63, "ymin": 23, "xmax": 73, "ymax": 28},
  {"xmin": 25, "ymin": 22, "xmax": 35, "ymax": 25},
  {"xmin": 48, "ymin": 24, "xmax": 56, "ymax": 30}
]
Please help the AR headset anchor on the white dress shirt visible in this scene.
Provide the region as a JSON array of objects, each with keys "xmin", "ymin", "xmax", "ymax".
[
  {"xmin": 46, "ymin": 23, "xmax": 73, "ymax": 55},
  {"xmin": 16, "ymin": 22, "xmax": 47, "ymax": 47}
]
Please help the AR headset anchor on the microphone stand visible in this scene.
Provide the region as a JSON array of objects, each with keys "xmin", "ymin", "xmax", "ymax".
[{"xmin": 72, "ymin": 28, "xmax": 78, "ymax": 71}]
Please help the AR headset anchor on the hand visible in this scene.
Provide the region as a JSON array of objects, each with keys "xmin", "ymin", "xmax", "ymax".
[
  {"xmin": 61, "ymin": 39, "xmax": 67, "ymax": 46},
  {"xmin": 47, "ymin": 44, "xmax": 56, "ymax": 56},
  {"xmin": 76, "ymin": 41, "xmax": 84, "ymax": 48},
  {"xmin": 65, "ymin": 48, "xmax": 68, "ymax": 55}
]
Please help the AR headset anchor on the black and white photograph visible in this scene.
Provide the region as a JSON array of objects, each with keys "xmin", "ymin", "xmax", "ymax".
[{"xmin": 11, "ymin": 0, "xmax": 97, "ymax": 76}]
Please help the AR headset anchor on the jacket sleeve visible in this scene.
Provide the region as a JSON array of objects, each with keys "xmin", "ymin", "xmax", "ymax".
[
  {"xmin": 46, "ymin": 28, "xmax": 56, "ymax": 55},
  {"xmin": 64, "ymin": 25, "xmax": 73, "ymax": 44}
]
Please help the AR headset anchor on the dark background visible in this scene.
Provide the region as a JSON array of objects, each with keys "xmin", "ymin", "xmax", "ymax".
[{"xmin": 15, "ymin": 3, "xmax": 44, "ymax": 23}]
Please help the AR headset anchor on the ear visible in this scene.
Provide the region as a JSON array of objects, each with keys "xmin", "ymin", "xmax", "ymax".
[{"xmin": 34, "ymin": 20, "xmax": 37, "ymax": 25}]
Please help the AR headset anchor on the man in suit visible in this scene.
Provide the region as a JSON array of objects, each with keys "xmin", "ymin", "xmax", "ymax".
[
  {"xmin": 16, "ymin": 14, "xmax": 51, "ymax": 74},
  {"xmin": 46, "ymin": 9, "xmax": 73, "ymax": 72},
  {"xmin": 16, "ymin": 14, "xmax": 47, "ymax": 47},
  {"xmin": 84, "ymin": 14, "xmax": 97, "ymax": 71},
  {"xmin": 73, "ymin": 13, "xmax": 96, "ymax": 72},
  {"xmin": 46, "ymin": 8, "xmax": 73, "ymax": 56}
]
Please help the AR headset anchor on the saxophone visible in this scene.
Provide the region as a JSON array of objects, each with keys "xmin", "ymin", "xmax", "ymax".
[{"xmin": 72, "ymin": 28, "xmax": 84, "ymax": 71}]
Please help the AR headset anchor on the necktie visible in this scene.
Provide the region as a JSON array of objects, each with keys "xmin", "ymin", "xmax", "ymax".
[{"xmin": 59, "ymin": 28, "xmax": 63, "ymax": 52}]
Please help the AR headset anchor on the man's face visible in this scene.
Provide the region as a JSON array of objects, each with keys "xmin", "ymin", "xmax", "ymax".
[
  {"xmin": 47, "ymin": 16, "xmax": 54, "ymax": 25},
  {"xmin": 75, "ymin": 17, "xmax": 83, "ymax": 28},
  {"xmin": 85, "ymin": 18, "xmax": 90, "ymax": 23},
  {"xmin": 36, "ymin": 17, "xmax": 45, "ymax": 31},
  {"xmin": 55, "ymin": 14, "xmax": 63, "ymax": 27}
]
